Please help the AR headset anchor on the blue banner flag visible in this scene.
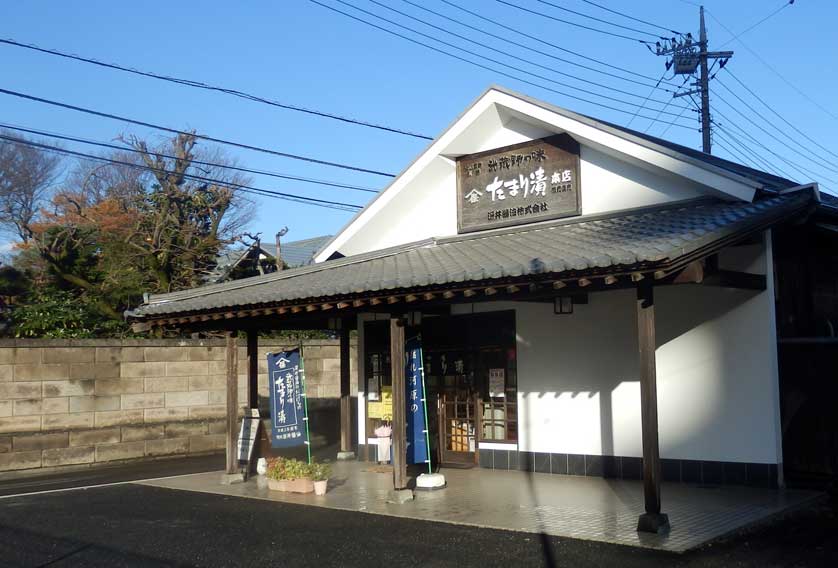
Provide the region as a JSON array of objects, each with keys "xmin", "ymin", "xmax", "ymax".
[
  {"xmin": 405, "ymin": 336, "xmax": 430, "ymax": 466},
  {"xmin": 267, "ymin": 349, "xmax": 307, "ymax": 449}
]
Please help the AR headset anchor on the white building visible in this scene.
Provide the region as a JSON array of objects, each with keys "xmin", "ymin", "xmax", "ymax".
[{"xmin": 132, "ymin": 86, "xmax": 838, "ymax": 532}]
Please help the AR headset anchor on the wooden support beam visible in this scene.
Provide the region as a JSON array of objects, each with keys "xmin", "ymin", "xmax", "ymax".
[
  {"xmin": 246, "ymin": 330, "xmax": 258, "ymax": 410},
  {"xmin": 506, "ymin": 285, "xmax": 520, "ymax": 294},
  {"xmin": 353, "ymin": 299, "xmax": 366, "ymax": 308},
  {"xmin": 463, "ymin": 289, "xmax": 476, "ymax": 298},
  {"xmin": 604, "ymin": 275, "xmax": 618, "ymax": 286},
  {"xmin": 631, "ymin": 272, "xmax": 645, "ymax": 283},
  {"xmin": 337, "ymin": 301, "xmax": 351, "ymax": 309},
  {"xmin": 291, "ymin": 306, "xmax": 303, "ymax": 314},
  {"xmin": 225, "ymin": 331, "xmax": 239, "ymax": 475},
  {"xmin": 635, "ymin": 282, "xmax": 669, "ymax": 533},
  {"xmin": 553, "ymin": 280, "xmax": 566, "ymax": 290},
  {"xmin": 423, "ymin": 292, "xmax": 436, "ymax": 301},
  {"xmin": 224, "ymin": 312, "xmax": 235, "ymax": 320},
  {"xmin": 321, "ymin": 303, "xmax": 334, "ymax": 311},
  {"xmin": 442, "ymin": 290, "xmax": 456, "ymax": 299},
  {"xmin": 370, "ymin": 297, "xmax": 382, "ymax": 306},
  {"xmin": 339, "ymin": 326, "xmax": 352, "ymax": 454},
  {"xmin": 390, "ymin": 318, "xmax": 407, "ymax": 490},
  {"xmin": 578, "ymin": 278, "xmax": 592, "ymax": 287},
  {"xmin": 387, "ymin": 296, "xmax": 400, "ymax": 305},
  {"xmin": 277, "ymin": 307, "xmax": 288, "ymax": 315},
  {"xmin": 305, "ymin": 305, "xmax": 317, "ymax": 312},
  {"xmin": 405, "ymin": 294, "xmax": 418, "ymax": 303},
  {"xmin": 484, "ymin": 287, "xmax": 498, "ymax": 296}
]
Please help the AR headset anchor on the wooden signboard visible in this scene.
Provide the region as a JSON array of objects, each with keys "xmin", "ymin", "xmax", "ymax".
[
  {"xmin": 456, "ymin": 134, "xmax": 581, "ymax": 233},
  {"xmin": 237, "ymin": 408, "xmax": 261, "ymax": 475}
]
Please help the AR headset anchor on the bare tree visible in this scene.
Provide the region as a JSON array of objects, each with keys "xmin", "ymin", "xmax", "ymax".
[{"xmin": 0, "ymin": 130, "xmax": 62, "ymax": 242}]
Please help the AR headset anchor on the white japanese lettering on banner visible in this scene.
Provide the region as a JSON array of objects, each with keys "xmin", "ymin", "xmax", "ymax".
[{"xmin": 466, "ymin": 166, "xmax": 574, "ymax": 204}]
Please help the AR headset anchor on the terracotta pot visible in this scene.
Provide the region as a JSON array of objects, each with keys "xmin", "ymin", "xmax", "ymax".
[
  {"xmin": 314, "ymin": 479, "xmax": 328, "ymax": 496},
  {"xmin": 267, "ymin": 478, "xmax": 314, "ymax": 493}
]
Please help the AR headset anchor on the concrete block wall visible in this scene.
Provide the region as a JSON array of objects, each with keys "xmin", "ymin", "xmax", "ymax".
[{"xmin": 0, "ymin": 338, "xmax": 356, "ymax": 475}]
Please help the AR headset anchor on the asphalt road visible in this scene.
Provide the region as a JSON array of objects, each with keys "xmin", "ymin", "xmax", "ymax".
[
  {"xmin": 0, "ymin": 454, "xmax": 225, "ymax": 498},
  {"xmin": 0, "ymin": 481, "xmax": 836, "ymax": 568}
]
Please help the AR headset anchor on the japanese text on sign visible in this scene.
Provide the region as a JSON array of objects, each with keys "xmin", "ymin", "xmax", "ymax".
[
  {"xmin": 456, "ymin": 134, "xmax": 581, "ymax": 233},
  {"xmin": 267, "ymin": 350, "xmax": 306, "ymax": 448}
]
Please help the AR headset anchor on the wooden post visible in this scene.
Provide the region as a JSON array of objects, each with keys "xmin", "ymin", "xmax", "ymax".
[
  {"xmin": 246, "ymin": 330, "xmax": 258, "ymax": 410},
  {"xmin": 635, "ymin": 281, "xmax": 669, "ymax": 533},
  {"xmin": 390, "ymin": 317, "xmax": 408, "ymax": 490},
  {"xmin": 225, "ymin": 331, "xmax": 239, "ymax": 475},
  {"xmin": 339, "ymin": 325, "xmax": 353, "ymax": 456}
]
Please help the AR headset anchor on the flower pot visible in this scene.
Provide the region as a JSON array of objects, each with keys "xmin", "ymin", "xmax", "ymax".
[
  {"xmin": 314, "ymin": 479, "xmax": 328, "ymax": 495},
  {"xmin": 267, "ymin": 478, "xmax": 314, "ymax": 493}
]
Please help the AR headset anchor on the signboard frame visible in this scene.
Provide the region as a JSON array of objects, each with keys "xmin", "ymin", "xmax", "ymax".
[{"xmin": 455, "ymin": 133, "xmax": 582, "ymax": 234}]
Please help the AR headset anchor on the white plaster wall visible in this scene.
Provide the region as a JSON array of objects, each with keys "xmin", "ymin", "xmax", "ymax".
[
  {"xmin": 453, "ymin": 240, "xmax": 782, "ymax": 464},
  {"xmin": 329, "ymin": 115, "xmax": 708, "ymax": 258}
]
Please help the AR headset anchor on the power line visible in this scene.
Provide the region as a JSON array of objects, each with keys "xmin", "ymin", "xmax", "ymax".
[
  {"xmin": 400, "ymin": 0, "xmax": 685, "ymax": 99},
  {"xmin": 440, "ymin": 0, "xmax": 674, "ymax": 87},
  {"xmin": 712, "ymin": 85, "xmax": 838, "ymax": 175},
  {"xmin": 712, "ymin": 105, "xmax": 838, "ymax": 187},
  {"xmin": 712, "ymin": 123, "xmax": 789, "ymax": 177},
  {"xmin": 496, "ymin": 0, "xmax": 653, "ymax": 44},
  {"xmin": 578, "ymin": 0, "xmax": 685, "ymax": 36},
  {"xmin": 706, "ymin": 9, "xmax": 838, "ymax": 122},
  {"xmin": 659, "ymin": 99, "xmax": 695, "ymax": 137},
  {"xmin": 0, "ymin": 87, "xmax": 397, "ymax": 178},
  {"xmin": 713, "ymin": 132, "xmax": 760, "ymax": 170},
  {"xmin": 719, "ymin": 1, "xmax": 794, "ymax": 47},
  {"xmin": 0, "ymin": 134, "xmax": 364, "ymax": 212},
  {"xmin": 369, "ymin": 0, "xmax": 689, "ymax": 111},
  {"xmin": 723, "ymin": 68, "xmax": 838, "ymax": 162},
  {"xmin": 535, "ymin": 0, "xmax": 670, "ymax": 39},
  {"xmin": 626, "ymin": 71, "xmax": 670, "ymax": 128},
  {"xmin": 0, "ymin": 37, "xmax": 433, "ymax": 141},
  {"xmin": 0, "ymin": 122, "xmax": 380, "ymax": 194},
  {"xmin": 308, "ymin": 1, "xmax": 695, "ymax": 128},
  {"xmin": 644, "ymin": 75, "xmax": 691, "ymax": 133}
]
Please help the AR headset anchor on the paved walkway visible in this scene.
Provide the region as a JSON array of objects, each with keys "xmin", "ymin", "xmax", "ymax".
[{"xmin": 139, "ymin": 461, "xmax": 820, "ymax": 552}]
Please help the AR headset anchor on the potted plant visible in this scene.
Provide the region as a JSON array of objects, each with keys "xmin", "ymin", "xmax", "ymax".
[
  {"xmin": 310, "ymin": 461, "xmax": 332, "ymax": 496},
  {"xmin": 265, "ymin": 457, "xmax": 314, "ymax": 493}
]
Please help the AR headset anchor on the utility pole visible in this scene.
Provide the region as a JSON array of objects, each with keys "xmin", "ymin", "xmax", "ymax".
[
  {"xmin": 698, "ymin": 6, "xmax": 712, "ymax": 153},
  {"xmin": 654, "ymin": 5, "xmax": 733, "ymax": 154}
]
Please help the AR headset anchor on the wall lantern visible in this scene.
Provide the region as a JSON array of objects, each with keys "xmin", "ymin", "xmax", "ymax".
[{"xmin": 554, "ymin": 296, "xmax": 573, "ymax": 315}]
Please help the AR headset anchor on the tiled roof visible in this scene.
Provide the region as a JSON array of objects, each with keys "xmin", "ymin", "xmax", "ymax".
[
  {"xmin": 131, "ymin": 193, "xmax": 812, "ymax": 319},
  {"xmin": 261, "ymin": 235, "xmax": 333, "ymax": 268}
]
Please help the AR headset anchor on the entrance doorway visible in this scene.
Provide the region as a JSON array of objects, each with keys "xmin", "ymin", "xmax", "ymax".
[{"xmin": 362, "ymin": 311, "xmax": 517, "ymax": 467}]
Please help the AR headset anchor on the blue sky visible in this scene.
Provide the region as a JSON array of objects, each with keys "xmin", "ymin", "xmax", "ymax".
[{"xmin": 1, "ymin": 0, "xmax": 835, "ymax": 246}]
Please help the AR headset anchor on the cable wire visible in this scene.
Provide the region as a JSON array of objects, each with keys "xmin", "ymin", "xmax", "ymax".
[
  {"xmin": 0, "ymin": 87, "xmax": 396, "ymax": 178},
  {"xmin": 713, "ymin": 87, "xmax": 838, "ymax": 175},
  {"xmin": 534, "ymin": 0, "xmax": 668, "ymax": 39},
  {"xmin": 371, "ymin": 0, "xmax": 689, "ymax": 110},
  {"xmin": 0, "ymin": 122, "xmax": 380, "ymax": 194},
  {"xmin": 626, "ymin": 70, "xmax": 669, "ymax": 128},
  {"xmin": 496, "ymin": 0, "xmax": 653, "ymax": 44},
  {"xmin": 578, "ymin": 0, "xmax": 685, "ymax": 36},
  {"xmin": 712, "ymin": 106, "xmax": 838, "ymax": 187},
  {"xmin": 0, "ymin": 134, "xmax": 364, "ymax": 211},
  {"xmin": 0, "ymin": 37, "xmax": 433, "ymax": 141},
  {"xmin": 440, "ymin": 0, "xmax": 674, "ymax": 86},
  {"xmin": 723, "ymin": 68, "xmax": 838, "ymax": 162},
  {"xmin": 706, "ymin": 9, "xmax": 838, "ymax": 122},
  {"xmin": 308, "ymin": 1, "xmax": 695, "ymax": 128},
  {"xmin": 719, "ymin": 0, "xmax": 794, "ymax": 48},
  {"xmin": 400, "ymin": 0, "xmax": 683, "ymax": 97}
]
